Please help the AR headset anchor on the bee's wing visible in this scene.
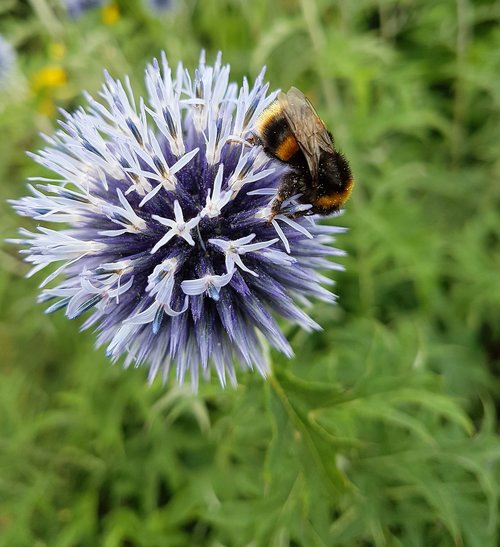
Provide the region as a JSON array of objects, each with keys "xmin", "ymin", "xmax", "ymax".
[{"xmin": 278, "ymin": 87, "xmax": 334, "ymax": 182}]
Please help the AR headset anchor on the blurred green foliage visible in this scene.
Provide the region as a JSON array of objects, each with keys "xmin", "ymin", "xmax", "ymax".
[{"xmin": 1, "ymin": 0, "xmax": 499, "ymax": 545}]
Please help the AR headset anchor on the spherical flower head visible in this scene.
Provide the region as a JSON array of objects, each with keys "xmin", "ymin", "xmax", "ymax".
[
  {"xmin": 0, "ymin": 35, "xmax": 15, "ymax": 86},
  {"xmin": 146, "ymin": 0, "xmax": 174, "ymax": 13},
  {"xmin": 11, "ymin": 52, "xmax": 346, "ymax": 389},
  {"xmin": 64, "ymin": 0, "xmax": 105, "ymax": 19}
]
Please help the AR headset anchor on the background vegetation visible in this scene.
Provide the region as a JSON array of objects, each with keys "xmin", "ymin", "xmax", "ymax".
[{"xmin": 1, "ymin": 0, "xmax": 499, "ymax": 545}]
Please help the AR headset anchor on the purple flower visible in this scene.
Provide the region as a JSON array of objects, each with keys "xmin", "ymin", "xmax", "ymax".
[
  {"xmin": 11, "ymin": 52, "xmax": 346, "ymax": 388},
  {"xmin": 64, "ymin": 0, "xmax": 105, "ymax": 19},
  {"xmin": 146, "ymin": 0, "xmax": 174, "ymax": 13}
]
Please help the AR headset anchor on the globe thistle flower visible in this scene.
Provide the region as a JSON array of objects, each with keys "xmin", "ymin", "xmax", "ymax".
[
  {"xmin": 145, "ymin": 0, "xmax": 174, "ymax": 13},
  {"xmin": 64, "ymin": 0, "xmax": 105, "ymax": 19},
  {"xmin": 0, "ymin": 35, "xmax": 15, "ymax": 87},
  {"xmin": 11, "ymin": 52, "xmax": 346, "ymax": 388}
]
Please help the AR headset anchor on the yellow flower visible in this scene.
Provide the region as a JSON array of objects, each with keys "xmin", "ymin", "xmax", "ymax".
[
  {"xmin": 102, "ymin": 3, "xmax": 120, "ymax": 25},
  {"xmin": 32, "ymin": 66, "xmax": 67, "ymax": 91}
]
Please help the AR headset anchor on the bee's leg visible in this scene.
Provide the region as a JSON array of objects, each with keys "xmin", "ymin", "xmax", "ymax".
[
  {"xmin": 225, "ymin": 137, "xmax": 253, "ymax": 147},
  {"xmin": 246, "ymin": 133, "xmax": 260, "ymax": 146},
  {"xmin": 268, "ymin": 171, "xmax": 303, "ymax": 221},
  {"xmin": 288, "ymin": 208, "xmax": 313, "ymax": 220},
  {"xmin": 268, "ymin": 195, "xmax": 284, "ymax": 222},
  {"xmin": 226, "ymin": 132, "xmax": 260, "ymax": 147}
]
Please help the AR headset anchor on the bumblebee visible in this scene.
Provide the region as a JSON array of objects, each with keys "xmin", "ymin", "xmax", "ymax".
[{"xmin": 252, "ymin": 87, "xmax": 353, "ymax": 220}]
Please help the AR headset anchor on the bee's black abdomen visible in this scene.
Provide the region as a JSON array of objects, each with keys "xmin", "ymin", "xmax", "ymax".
[
  {"xmin": 335, "ymin": 151, "xmax": 352, "ymax": 186},
  {"xmin": 317, "ymin": 151, "xmax": 352, "ymax": 194}
]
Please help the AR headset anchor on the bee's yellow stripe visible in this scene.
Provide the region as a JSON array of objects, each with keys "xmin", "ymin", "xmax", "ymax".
[
  {"xmin": 315, "ymin": 179, "xmax": 354, "ymax": 208},
  {"xmin": 255, "ymin": 101, "xmax": 282, "ymax": 134},
  {"xmin": 275, "ymin": 134, "xmax": 299, "ymax": 161}
]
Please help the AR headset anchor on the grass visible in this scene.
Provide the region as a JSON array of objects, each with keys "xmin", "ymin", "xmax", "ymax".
[{"xmin": 0, "ymin": 0, "xmax": 499, "ymax": 545}]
